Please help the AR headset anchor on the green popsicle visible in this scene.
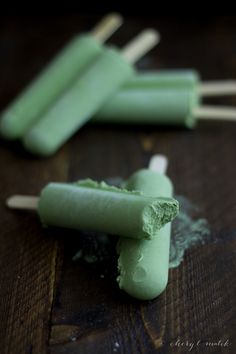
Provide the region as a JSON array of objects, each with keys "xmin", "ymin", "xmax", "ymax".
[
  {"xmin": 94, "ymin": 69, "xmax": 198, "ymax": 128},
  {"xmin": 38, "ymin": 179, "xmax": 178, "ymax": 239},
  {"xmin": 117, "ymin": 164, "xmax": 174, "ymax": 300},
  {"xmin": 23, "ymin": 30, "xmax": 159, "ymax": 156},
  {"xmin": 94, "ymin": 87, "xmax": 200, "ymax": 128},
  {"xmin": 0, "ymin": 14, "xmax": 123, "ymax": 139},
  {"xmin": 0, "ymin": 35, "xmax": 103, "ymax": 139}
]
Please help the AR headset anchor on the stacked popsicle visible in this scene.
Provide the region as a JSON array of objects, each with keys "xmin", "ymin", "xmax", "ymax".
[
  {"xmin": 1, "ymin": 15, "xmax": 236, "ymax": 156},
  {"xmin": 0, "ymin": 14, "xmax": 123, "ymax": 139},
  {"xmin": 7, "ymin": 154, "xmax": 178, "ymax": 300},
  {"xmin": 0, "ymin": 14, "xmax": 160, "ymax": 156}
]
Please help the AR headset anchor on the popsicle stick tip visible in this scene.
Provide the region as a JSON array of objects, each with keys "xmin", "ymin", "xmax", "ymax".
[
  {"xmin": 105, "ymin": 13, "xmax": 123, "ymax": 24},
  {"xmin": 149, "ymin": 154, "xmax": 168, "ymax": 174},
  {"xmin": 6, "ymin": 196, "xmax": 15, "ymax": 208},
  {"xmin": 139, "ymin": 29, "xmax": 161, "ymax": 43},
  {"xmin": 92, "ymin": 13, "xmax": 123, "ymax": 42},
  {"xmin": 122, "ymin": 28, "xmax": 160, "ymax": 64},
  {"xmin": 6, "ymin": 195, "xmax": 39, "ymax": 210},
  {"xmin": 194, "ymin": 105, "xmax": 236, "ymax": 121},
  {"xmin": 199, "ymin": 80, "xmax": 236, "ymax": 96}
]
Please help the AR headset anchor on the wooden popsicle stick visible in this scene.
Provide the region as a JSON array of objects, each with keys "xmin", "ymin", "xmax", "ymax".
[
  {"xmin": 122, "ymin": 29, "xmax": 160, "ymax": 64},
  {"xmin": 148, "ymin": 154, "xmax": 168, "ymax": 174},
  {"xmin": 194, "ymin": 105, "xmax": 236, "ymax": 121},
  {"xmin": 6, "ymin": 195, "xmax": 39, "ymax": 211},
  {"xmin": 91, "ymin": 13, "xmax": 123, "ymax": 43},
  {"xmin": 198, "ymin": 80, "xmax": 236, "ymax": 96}
]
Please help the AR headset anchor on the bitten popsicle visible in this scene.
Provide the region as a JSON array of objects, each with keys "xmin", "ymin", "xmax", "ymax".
[
  {"xmin": 117, "ymin": 155, "xmax": 174, "ymax": 300},
  {"xmin": 0, "ymin": 13, "xmax": 123, "ymax": 139},
  {"xmin": 22, "ymin": 30, "xmax": 160, "ymax": 156},
  {"xmin": 6, "ymin": 179, "xmax": 179, "ymax": 240}
]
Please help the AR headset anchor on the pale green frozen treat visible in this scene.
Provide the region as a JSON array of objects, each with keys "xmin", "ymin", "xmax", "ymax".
[
  {"xmin": 123, "ymin": 70, "xmax": 199, "ymax": 89},
  {"xmin": 94, "ymin": 87, "xmax": 200, "ymax": 128},
  {"xmin": 117, "ymin": 169, "xmax": 174, "ymax": 300},
  {"xmin": 0, "ymin": 35, "xmax": 103, "ymax": 139},
  {"xmin": 38, "ymin": 179, "xmax": 178, "ymax": 239},
  {"xmin": 23, "ymin": 47, "xmax": 135, "ymax": 156}
]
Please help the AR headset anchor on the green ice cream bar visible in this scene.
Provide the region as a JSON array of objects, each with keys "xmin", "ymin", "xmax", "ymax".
[
  {"xmin": 0, "ymin": 35, "xmax": 103, "ymax": 139},
  {"xmin": 38, "ymin": 179, "xmax": 179, "ymax": 239},
  {"xmin": 23, "ymin": 47, "xmax": 135, "ymax": 156},
  {"xmin": 117, "ymin": 169, "xmax": 174, "ymax": 300},
  {"xmin": 123, "ymin": 69, "xmax": 200, "ymax": 89},
  {"xmin": 94, "ymin": 87, "xmax": 200, "ymax": 128}
]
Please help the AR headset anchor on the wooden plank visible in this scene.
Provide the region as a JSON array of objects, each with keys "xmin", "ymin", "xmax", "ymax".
[
  {"xmin": 0, "ymin": 15, "xmax": 236, "ymax": 354},
  {"xmin": 0, "ymin": 143, "xmax": 68, "ymax": 354}
]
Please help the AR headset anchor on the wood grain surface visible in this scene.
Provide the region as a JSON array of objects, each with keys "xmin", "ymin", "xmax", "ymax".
[{"xmin": 0, "ymin": 15, "xmax": 236, "ymax": 354}]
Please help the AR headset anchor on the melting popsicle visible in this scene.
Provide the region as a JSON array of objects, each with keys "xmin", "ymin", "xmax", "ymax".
[
  {"xmin": 6, "ymin": 178, "xmax": 179, "ymax": 240},
  {"xmin": 22, "ymin": 29, "xmax": 160, "ymax": 156},
  {"xmin": 117, "ymin": 155, "xmax": 174, "ymax": 300},
  {"xmin": 0, "ymin": 13, "xmax": 123, "ymax": 139}
]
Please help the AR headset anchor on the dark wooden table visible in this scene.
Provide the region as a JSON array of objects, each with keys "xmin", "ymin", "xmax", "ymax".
[{"xmin": 0, "ymin": 15, "xmax": 236, "ymax": 354}]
